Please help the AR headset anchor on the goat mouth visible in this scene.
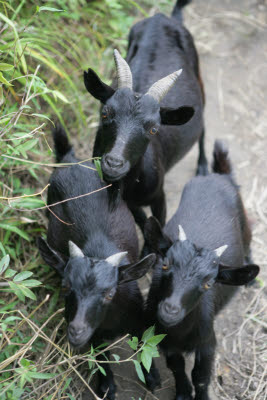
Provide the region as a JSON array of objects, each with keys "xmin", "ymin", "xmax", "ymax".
[
  {"xmin": 68, "ymin": 332, "xmax": 93, "ymax": 349},
  {"xmin": 101, "ymin": 163, "xmax": 130, "ymax": 182},
  {"xmin": 157, "ymin": 311, "xmax": 182, "ymax": 328}
]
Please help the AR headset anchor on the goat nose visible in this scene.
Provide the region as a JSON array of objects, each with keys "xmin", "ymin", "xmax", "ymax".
[
  {"xmin": 68, "ymin": 323, "xmax": 86, "ymax": 337},
  {"xmin": 163, "ymin": 302, "xmax": 180, "ymax": 315},
  {"xmin": 105, "ymin": 155, "xmax": 124, "ymax": 169}
]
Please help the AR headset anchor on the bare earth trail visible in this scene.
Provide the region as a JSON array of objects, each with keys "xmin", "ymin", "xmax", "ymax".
[{"xmin": 83, "ymin": 1, "xmax": 267, "ymax": 399}]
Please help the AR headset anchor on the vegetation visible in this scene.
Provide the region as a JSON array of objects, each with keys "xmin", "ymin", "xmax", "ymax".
[{"xmin": 0, "ymin": 0, "xmax": 173, "ymax": 398}]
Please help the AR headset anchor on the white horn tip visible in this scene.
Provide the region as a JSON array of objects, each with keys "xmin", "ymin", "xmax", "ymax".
[
  {"xmin": 214, "ymin": 245, "xmax": 228, "ymax": 258},
  {"xmin": 105, "ymin": 251, "xmax": 128, "ymax": 267},
  {"xmin": 178, "ymin": 225, "xmax": 187, "ymax": 241},
  {"xmin": 68, "ymin": 241, "xmax": 84, "ymax": 258},
  {"xmin": 177, "ymin": 69, "xmax": 183, "ymax": 76}
]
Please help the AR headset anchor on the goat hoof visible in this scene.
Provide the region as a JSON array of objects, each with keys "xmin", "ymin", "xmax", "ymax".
[
  {"xmin": 98, "ymin": 383, "xmax": 116, "ymax": 400},
  {"xmin": 145, "ymin": 366, "xmax": 161, "ymax": 392},
  {"xmin": 196, "ymin": 163, "xmax": 209, "ymax": 176},
  {"xmin": 176, "ymin": 394, "xmax": 193, "ymax": 400}
]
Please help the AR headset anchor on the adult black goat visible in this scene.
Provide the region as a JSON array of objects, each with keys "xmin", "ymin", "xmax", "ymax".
[
  {"xmin": 84, "ymin": 0, "xmax": 207, "ymax": 230},
  {"xmin": 144, "ymin": 141, "xmax": 259, "ymax": 400},
  {"xmin": 37, "ymin": 126, "xmax": 156, "ymax": 400}
]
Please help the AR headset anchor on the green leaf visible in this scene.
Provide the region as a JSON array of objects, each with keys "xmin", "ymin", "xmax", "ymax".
[
  {"xmin": 0, "ymin": 254, "xmax": 10, "ymax": 274},
  {"xmin": 20, "ymin": 286, "xmax": 36, "ymax": 300},
  {"xmin": 146, "ymin": 334, "xmax": 166, "ymax": 346},
  {"xmin": 98, "ymin": 365, "xmax": 106, "ymax": 376},
  {"xmin": 127, "ymin": 336, "xmax": 138, "ymax": 351},
  {"xmin": 29, "ymin": 372, "xmax": 56, "ymax": 379},
  {"xmin": 94, "ymin": 159, "xmax": 103, "ymax": 181},
  {"xmin": 52, "ymin": 90, "xmax": 70, "ymax": 103},
  {"xmin": 0, "ymin": 223, "xmax": 30, "ymax": 241},
  {"xmin": 141, "ymin": 326, "xmax": 155, "ymax": 343},
  {"xmin": 141, "ymin": 349, "xmax": 153, "ymax": 373},
  {"xmin": 112, "ymin": 354, "xmax": 120, "ymax": 362},
  {"xmin": 9, "ymin": 282, "xmax": 25, "ymax": 302},
  {"xmin": 133, "ymin": 360, "xmax": 145, "ymax": 384},
  {"xmin": 37, "ymin": 6, "xmax": 64, "ymax": 12},
  {"xmin": 0, "ymin": 72, "xmax": 12, "ymax": 86},
  {"xmin": 4, "ymin": 268, "xmax": 17, "ymax": 278},
  {"xmin": 13, "ymin": 271, "xmax": 33, "ymax": 282},
  {"xmin": 0, "ymin": 63, "xmax": 14, "ymax": 71},
  {"xmin": 22, "ymin": 279, "xmax": 42, "ymax": 287}
]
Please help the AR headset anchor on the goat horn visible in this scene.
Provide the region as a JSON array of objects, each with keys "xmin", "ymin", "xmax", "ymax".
[
  {"xmin": 105, "ymin": 251, "xmax": 128, "ymax": 267},
  {"xmin": 214, "ymin": 245, "xmax": 228, "ymax": 258},
  {"xmin": 146, "ymin": 69, "xmax": 182, "ymax": 103},
  {"xmin": 178, "ymin": 225, "xmax": 187, "ymax": 241},
  {"xmin": 114, "ymin": 49, "xmax": 133, "ymax": 90},
  {"xmin": 68, "ymin": 241, "xmax": 84, "ymax": 258}
]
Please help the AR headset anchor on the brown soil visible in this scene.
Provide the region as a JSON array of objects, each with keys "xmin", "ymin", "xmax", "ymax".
[{"xmin": 82, "ymin": 1, "xmax": 267, "ymax": 399}]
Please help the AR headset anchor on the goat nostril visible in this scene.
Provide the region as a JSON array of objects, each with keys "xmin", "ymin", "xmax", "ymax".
[
  {"xmin": 105, "ymin": 156, "xmax": 124, "ymax": 169},
  {"xmin": 164, "ymin": 302, "xmax": 180, "ymax": 315},
  {"xmin": 69, "ymin": 325, "xmax": 85, "ymax": 337}
]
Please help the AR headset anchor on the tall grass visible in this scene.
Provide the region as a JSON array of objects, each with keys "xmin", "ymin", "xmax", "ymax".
[{"xmin": 0, "ymin": 0, "xmax": 173, "ymax": 398}]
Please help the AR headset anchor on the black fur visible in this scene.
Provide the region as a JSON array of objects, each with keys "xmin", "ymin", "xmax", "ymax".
[
  {"xmin": 84, "ymin": 0, "xmax": 207, "ymax": 230},
  {"xmin": 38, "ymin": 126, "xmax": 157, "ymax": 399},
  {"xmin": 144, "ymin": 141, "xmax": 259, "ymax": 400}
]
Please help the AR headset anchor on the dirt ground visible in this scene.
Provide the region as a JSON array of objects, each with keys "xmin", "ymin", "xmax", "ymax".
[{"xmin": 82, "ymin": 0, "xmax": 267, "ymax": 399}]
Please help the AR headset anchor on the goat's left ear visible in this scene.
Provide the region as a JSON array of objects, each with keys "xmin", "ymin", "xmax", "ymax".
[
  {"xmin": 84, "ymin": 69, "xmax": 115, "ymax": 103},
  {"xmin": 118, "ymin": 254, "xmax": 156, "ymax": 284},
  {"xmin": 216, "ymin": 264, "xmax": 260, "ymax": 286},
  {"xmin": 160, "ymin": 106, "xmax": 194, "ymax": 126}
]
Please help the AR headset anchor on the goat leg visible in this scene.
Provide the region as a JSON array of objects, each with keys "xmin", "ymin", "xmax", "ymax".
[
  {"xmin": 150, "ymin": 187, "xmax": 166, "ymax": 227},
  {"xmin": 191, "ymin": 336, "xmax": 216, "ymax": 400},
  {"xmin": 142, "ymin": 360, "xmax": 161, "ymax": 392},
  {"xmin": 166, "ymin": 352, "xmax": 193, "ymax": 400},
  {"xmin": 96, "ymin": 351, "xmax": 116, "ymax": 400},
  {"xmin": 196, "ymin": 129, "xmax": 208, "ymax": 176}
]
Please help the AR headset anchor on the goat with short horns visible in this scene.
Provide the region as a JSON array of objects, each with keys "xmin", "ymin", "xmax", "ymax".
[
  {"xmin": 84, "ymin": 0, "xmax": 207, "ymax": 230},
  {"xmin": 144, "ymin": 140, "xmax": 259, "ymax": 400},
  {"xmin": 37, "ymin": 125, "xmax": 157, "ymax": 400}
]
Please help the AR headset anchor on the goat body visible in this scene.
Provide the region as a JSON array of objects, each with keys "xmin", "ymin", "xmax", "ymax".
[
  {"xmin": 85, "ymin": 0, "xmax": 207, "ymax": 230},
  {"xmin": 144, "ymin": 141, "xmax": 259, "ymax": 400},
  {"xmin": 38, "ymin": 126, "xmax": 156, "ymax": 399}
]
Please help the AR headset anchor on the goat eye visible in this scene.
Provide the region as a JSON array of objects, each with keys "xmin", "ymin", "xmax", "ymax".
[
  {"xmin": 102, "ymin": 108, "xmax": 109, "ymax": 119},
  {"xmin": 105, "ymin": 289, "xmax": 115, "ymax": 301},
  {"xmin": 149, "ymin": 127, "xmax": 157, "ymax": 135},
  {"xmin": 203, "ymin": 281, "xmax": 212, "ymax": 290},
  {"xmin": 162, "ymin": 265, "xmax": 169, "ymax": 271},
  {"xmin": 62, "ymin": 285, "xmax": 71, "ymax": 294}
]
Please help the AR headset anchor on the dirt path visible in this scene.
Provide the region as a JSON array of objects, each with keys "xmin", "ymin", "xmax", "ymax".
[{"xmin": 83, "ymin": 1, "xmax": 267, "ymax": 399}]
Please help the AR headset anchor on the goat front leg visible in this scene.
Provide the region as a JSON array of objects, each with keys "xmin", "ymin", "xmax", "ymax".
[
  {"xmin": 196, "ymin": 129, "xmax": 208, "ymax": 176},
  {"xmin": 96, "ymin": 351, "xmax": 116, "ymax": 400},
  {"xmin": 166, "ymin": 353, "xmax": 193, "ymax": 400},
  {"xmin": 150, "ymin": 187, "xmax": 166, "ymax": 227},
  {"xmin": 142, "ymin": 360, "xmax": 161, "ymax": 392},
  {"xmin": 191, "ymin": 337, "xmax": 216, "ymax": 400},
  {"xmin": 130, "ymin": 205, "xmax": 147, "ymax": 233}
]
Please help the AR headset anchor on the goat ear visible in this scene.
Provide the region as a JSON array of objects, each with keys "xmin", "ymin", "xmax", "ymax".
[
  {"xmin": 118, "ymin": 254, "xmax": 156, "ymax": 284},
  {"xmin": 37, "ymin": 237, "xmax": 66, "ymax": 277},
  {"xmin": 84, "ymin": 69, "xmax": 115, "ymax": 103},
  {"xmin": 160, "ymin": 106, "xmax": 194, "ymax": 126},
  {"xmin": 216, "ymin": 263, "xmax": 260, "ymax": 286},
  {"xmin": 144, "ymin": 216, "xmax": 172, "ymax": 255}
]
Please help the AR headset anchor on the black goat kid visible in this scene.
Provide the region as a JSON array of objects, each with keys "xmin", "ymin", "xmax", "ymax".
[
  {"xmin": 84, "ymin": 0, "xmax": 207, "ymax": 230},
  {"xmin": 37, "ymin": 126, "xmax": 156, "ymax": 400},
  {"xmin": 144, "ymin": 141, "xmax": 259, "ymax": 400}
]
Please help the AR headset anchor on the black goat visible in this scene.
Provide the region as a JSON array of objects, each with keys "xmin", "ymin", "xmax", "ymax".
[
  {"xmin": 37, "ymin": 126, "xmax": 156, "ymax": 400},
  {"xmin": 144, "ymin": 141, "xmax": 259, "ymax": 400},
  {"xmin": 84, "ymin": 0, "xmax": 207, "ymax": 230}
]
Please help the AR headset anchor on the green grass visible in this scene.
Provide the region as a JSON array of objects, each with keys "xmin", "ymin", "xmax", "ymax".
[{"xmin": 0, "ymin": 0, "xmax": 173, "ymax": 398}]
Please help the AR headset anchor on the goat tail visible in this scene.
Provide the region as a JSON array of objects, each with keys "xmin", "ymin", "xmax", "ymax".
[
  {"xmin": 212, "ymin": 140, "xmax": 232, "ymax": 175},
  {"xmin": 52, "ymin": 124, "xmax": 72, "ymax": 162},
  {"xmin": 172, "ymin": 0, "xmax": 192, "ymax": 21}
]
